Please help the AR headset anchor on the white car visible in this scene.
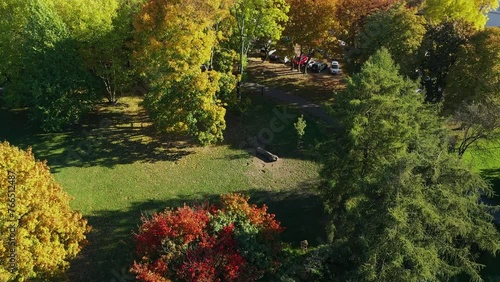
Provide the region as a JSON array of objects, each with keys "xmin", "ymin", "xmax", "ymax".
[{"xmin": 329, "ymin": 61, "xmax": 341, "ymax": 75}]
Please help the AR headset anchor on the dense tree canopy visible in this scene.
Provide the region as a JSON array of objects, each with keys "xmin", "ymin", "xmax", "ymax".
[
  {"xmin": 321, "ymin": 48, "xmax": 500, "ymax": 281},
  {"xmin": 0, "ymin": 0, "xmax": 29, "ymax": 85},
  {"xmin": 444, "ymin": 28, "xmax": 500, "ymax": 113},
  {"xmin": 352, "ymin": 3, "xmax": 426, "ymax": 75},
  {"xmin": 0, "ymin": 142, "xmax": 89, "ymax": 281},
  {"xmin": 1, "ymin": 0, "xmax": 500, "ymax": 280},
  {"xmin": 283, "ymin": 0, "xmax": 337, "ymax": 54},
  {"xmin": 444, "ymin": 27, "xmax": 500, "ymax": 156},
  {"xmin": 79, "ymin": 0, "xmax": 144, "ymax": 103},
  {"xmin": 131, "ymin": 194, "xmax": 283, "ymax": 281},
  {"xmin": 417, "ymin": 21, "xmax": 475, "ymax": 102},
  {"xmin": 334, "ymin": 2, "xmax": 398, "ymax": 46},
  {"xmin": 1, "ymin": 0, "xmax": 101, "ymax": 131}
]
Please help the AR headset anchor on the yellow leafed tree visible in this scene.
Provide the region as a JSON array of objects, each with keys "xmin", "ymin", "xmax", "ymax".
[
  {"xmin": 422, "ymin": 0, "xmax": 499, "ymax": 29},
  {"xmin": 0, "ymin": 142, "xmax": 90, "ymax": 281},
  {"xmin": 134, "ymin": 0, "xmax": 232, "ymax": 144}
]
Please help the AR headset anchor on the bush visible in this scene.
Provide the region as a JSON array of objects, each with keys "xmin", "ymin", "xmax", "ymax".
[
  {"xmin": 0, "ymin": 142, "xmax": 90, "ymax": 281},
  {"xmin": 275, "ymin": 245, "xmax": 337, "ymax": 282},
  {"xmin": 131, "ymin": 194, "xmax": 284, "ymax": 282},
  {"xmin": 294, "ymin": 115, "xmax": 307, "ymax": 149}
]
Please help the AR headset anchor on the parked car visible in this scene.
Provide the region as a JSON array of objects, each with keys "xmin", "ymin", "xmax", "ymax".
[
  {"xmin": 268, "ymin": 50, "xmax": 280, "ymax": 61},
  {"xmin": 329, "ymin": 60, "xmax": 341, "ymax": 75},
  {"xmin": 310, "ymin": 61, "xmax": 327, "ymax": 73},
  {"xmin": 307, "ymin": 59, "xmax": 316, "ymax": 68}
]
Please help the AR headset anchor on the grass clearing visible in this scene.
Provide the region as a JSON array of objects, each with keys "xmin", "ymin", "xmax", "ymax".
[{"xmin": 0, "ymin": 94, "xmax": 326, "ymax": 281}]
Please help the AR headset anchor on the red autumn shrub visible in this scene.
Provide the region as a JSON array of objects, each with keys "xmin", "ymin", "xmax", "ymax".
[{"xmin": 131, "ymin": 194, "xmax": 284, "ymax": 282}]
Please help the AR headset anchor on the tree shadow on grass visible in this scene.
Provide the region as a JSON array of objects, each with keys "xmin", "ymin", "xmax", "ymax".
[
  {"xmin": 481, "ymin": 168, "xmax": 500, "ymax": 202},
  {"xmin": 0, "ymin": 104, "xmax": 194, "ymax": 173},
  {"xmin": 246, "ymin": 186, "xmax": 327, "ymax": 247},
  {"xmin": 67, "ymin": 186, "xmax": 326, "ymax": 282},
  {"xmin": 223, "ymin": 96, "xmax": 328, "ymax": 163},
  {"xmin": 68, "ymin": 196, "xmax": 208, "ymax": 282}
]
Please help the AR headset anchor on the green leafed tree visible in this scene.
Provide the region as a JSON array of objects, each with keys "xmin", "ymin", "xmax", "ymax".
[
  {"xmin": 417, "ymin": 21, "xmax": 475, "ymax": 102},
  {"xmin": 79, "ymin": 0, "xmax": 144, "ymax": 103},
  {"xmin": 351, "ymin": 3, "xmax": 426, "ymax": 76},
  {"xmin": 444, "ymin": 27, "xmax": 500, "ymax": 156},
  {"xmin": 332, "ymin": 0, "xmax": 400, "ymax": 73},
  {"xmin": 230, "ymin": 0, "xmax": 289, "ymax": 98},
  {"xmin": 320, "ymin": 48, "xmax": 500, "ymax": 281},
  {"xmin": 2, "ymin": 0, "xmax": 101, "ymax": 131},
  {"xmin": 422, "ymin": 0, "xmax": 499, "ymax": 29},
  {"xmin": 48, "ymin": 0, "xmax": 119, "ymax": 41},
  {"xmin": 0, "ymin": 0, "xmax": 29, "ymax": 85}
]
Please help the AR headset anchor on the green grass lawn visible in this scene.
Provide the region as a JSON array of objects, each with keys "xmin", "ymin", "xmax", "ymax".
[
  {"xmin": 0, "ymin": 94, "xmax": 327, "ymax": 281},
  {"xmin": 463, "ymin": 139, "xmax": 500, "ymax": 201},
  {"xmin": 4, "ymin": 89, "xmax": 498, "ymax": 281}
]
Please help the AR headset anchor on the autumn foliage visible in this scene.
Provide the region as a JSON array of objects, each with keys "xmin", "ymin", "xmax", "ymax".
[
  {"xmin": 0, "ymin": 142, "xmax": 90, "ymax": 281},
  {"xmin": 131, "ymin": 194, "xmax": 284, "ymax": 281},
  {"xmin": 334, "ymin": 0, "xmax": 399, "ymax": 44},
  {"xmin": 134, "ymin": 0, "xmax": 230, "ymax": 145}
]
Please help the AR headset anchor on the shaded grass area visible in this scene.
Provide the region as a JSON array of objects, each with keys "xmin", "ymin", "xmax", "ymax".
[
  {"xmin": 463, "ymin": 139, "xmax": 500, "ymax": 201},
  {"xmin": 0, "ymin": 95, "xmax": 326, "ymax": 281},
  {"xmin": 227, "ymin": 92, "xmax": 330, "ymax": 161},
  {"xmin": 462, "ymin": 140, "xmax": 500, "ymax": 280},
  {"xmin": 0, "ymin": 98, "xmax": 192, "ymax": 174},
  {"xmin": 246, "ymin": 57, "xmax": 345, "ymax": 105}
]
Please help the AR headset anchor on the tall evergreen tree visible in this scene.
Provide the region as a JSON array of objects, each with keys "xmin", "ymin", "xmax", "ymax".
[{"xmin": 320, "ymin": 48, "xmax": 500, "ymax": 282}]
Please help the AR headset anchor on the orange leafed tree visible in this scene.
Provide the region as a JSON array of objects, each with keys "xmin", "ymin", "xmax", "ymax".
[{"xmin": 283, "ymin": 0, "xmax": 337, "ymax": 56}]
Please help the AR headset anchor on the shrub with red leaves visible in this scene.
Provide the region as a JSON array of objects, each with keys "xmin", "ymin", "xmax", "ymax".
[{"xmin": 131, "ymin": 194, "xmax": 284, "ymax": 282}]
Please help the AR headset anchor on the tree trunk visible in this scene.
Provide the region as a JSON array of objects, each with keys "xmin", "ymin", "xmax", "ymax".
[
  {"xmin": 297, "ymin": 52, "xmax": 303, "ymax": 73},
  {"xmin": 303, "ymin": 49, "xmax": 314, "ymax": 74},
  {"xmin": 209, "ymin": 22, "xmax": 219, "ymax": 70},
  {"xmin": 238, "ymin": 21, "xmax": 245, "ymax": 101}
]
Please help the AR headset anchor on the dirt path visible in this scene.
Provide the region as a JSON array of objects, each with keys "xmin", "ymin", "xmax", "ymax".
[
  {"xmin": 246, "ymin": 57, "xmax": 345, "ymax": 104},
  {"xmin": 243, "ymin": 82, "xmax": 339, "ymax": 127}
]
